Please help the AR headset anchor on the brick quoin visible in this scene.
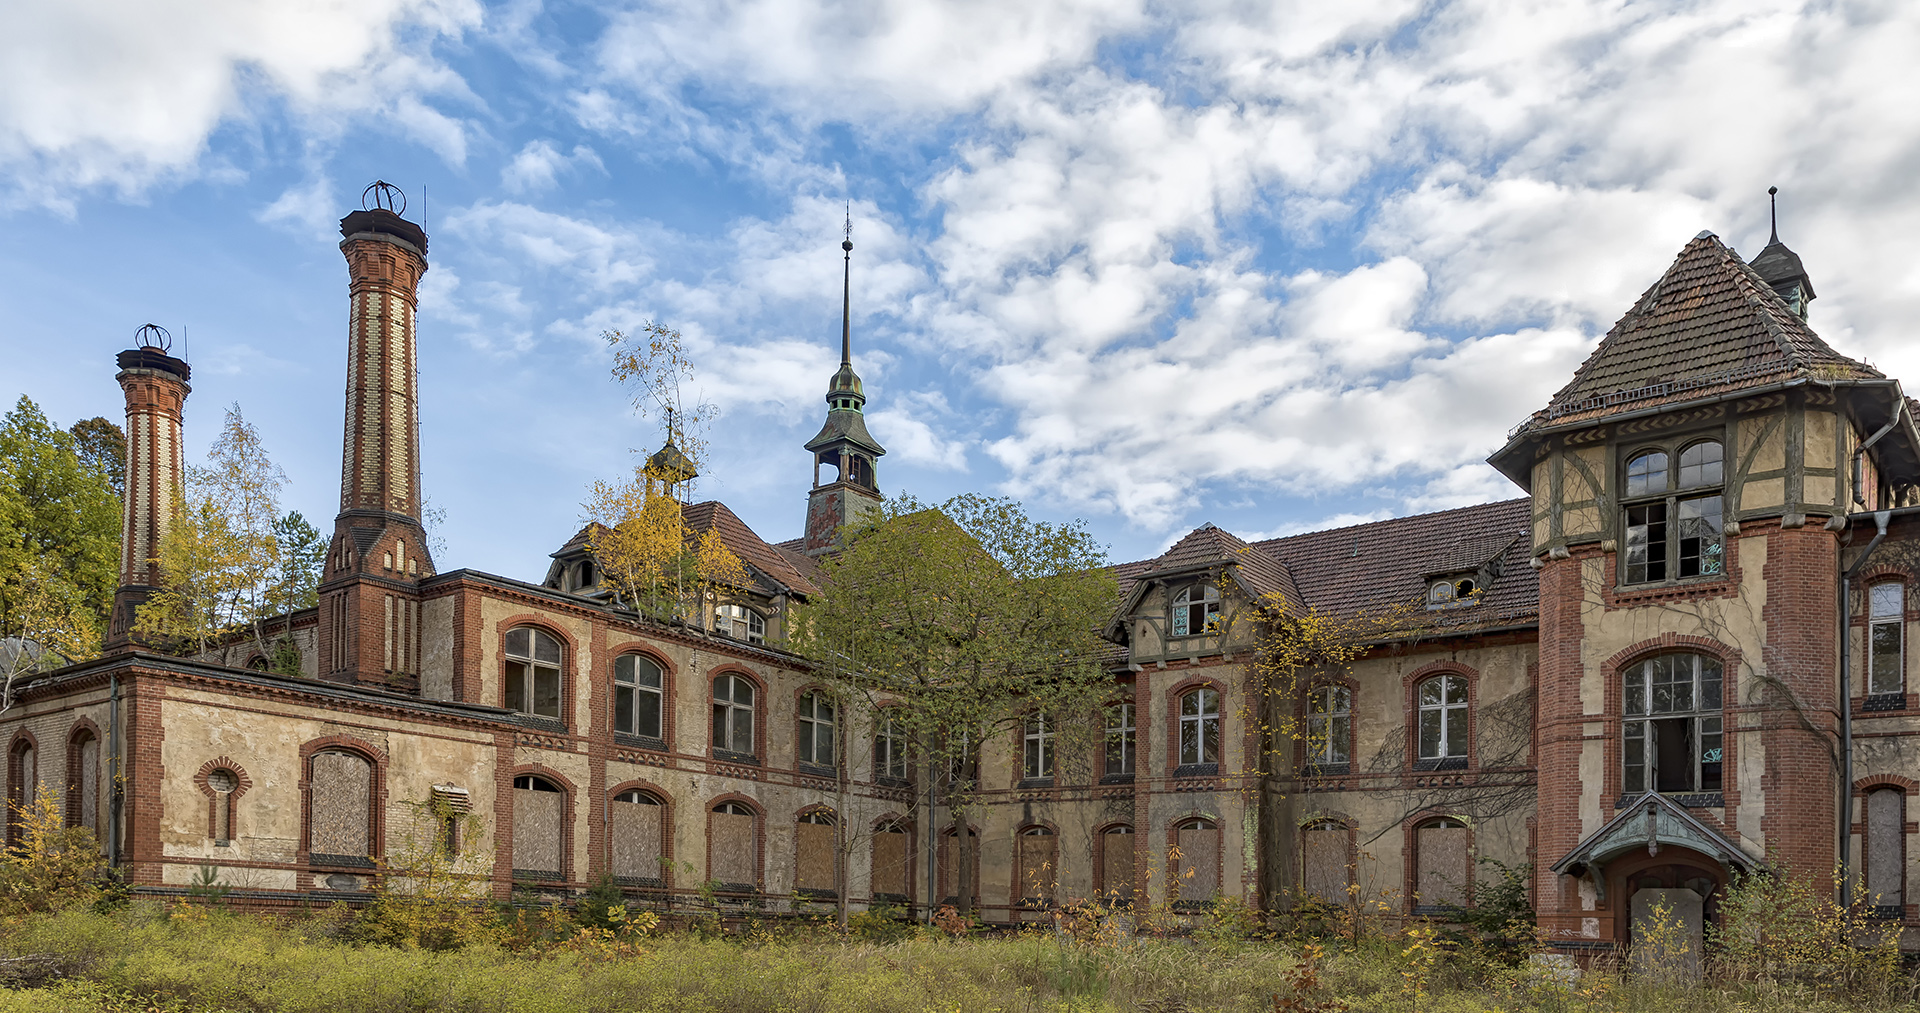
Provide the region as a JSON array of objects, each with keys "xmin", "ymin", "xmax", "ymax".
[{"xmin": 1532, "ymin": 550, "xmax": 1589, "ymax": 943}]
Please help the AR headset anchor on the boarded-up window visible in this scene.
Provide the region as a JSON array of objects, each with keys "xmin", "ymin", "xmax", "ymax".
[
  {"xmin": 938, "ymin": 828, "xmax": 978, "ymax": 903},
  {"xmin": 1302, "ymin": 823, "xmax": 1350, "ymax": 904},
  {"xmin": 70, "ymin": 733, "xmax": 99, "ymax": 831},
  {"xmin": 871, "ymin": 822, "xmax": 909, "ymax": 899},
  {"xmin": 1018, "ymin": 826, "xmax": 1057, "ymax": 904},
  {"xmin": 1416, "ymin": 819, "xmax": 1470, "ymax": 908},
  {"xmin": 1177, "ymin": 820, "xmax": 1220, "ymax": 903},
  {"xmin": 710, "ymin": 802, "xmax": 756, "ymax": 888},
  {"xmin": 796, "ymin": 811, "xmax": 837, "ymax": 894},
  {"xmin": 1866, "ymin": 788, "xmax": 1905, "ymax": 909},
  {"xmin": 1101, "ymin": 825, "xmax": 1134, "ymax": 901},
  {"xmin": 309, "ymin": 751, "xmax": 372, "ymax": 861},
  {"xmin": 610, "ymin": 790, "xmax": 663, "ymax": 884},
  {"xmin": 512, "ymin": 775, "xmax": 564, "ymax": 878}
]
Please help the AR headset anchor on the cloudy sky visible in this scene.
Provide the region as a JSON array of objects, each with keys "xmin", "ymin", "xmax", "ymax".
[{"xmin": 5, "ymin": 0, "xmax": 1919, "ymax": 578}]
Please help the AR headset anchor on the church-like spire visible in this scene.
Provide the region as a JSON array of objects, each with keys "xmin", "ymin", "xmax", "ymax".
[{"xmin": 802, "ymin": 209, "xmax": 886, "ymax": 554}]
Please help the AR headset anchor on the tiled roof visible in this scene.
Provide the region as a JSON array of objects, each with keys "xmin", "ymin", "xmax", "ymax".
[
  {"xmin": 683, "ymin": 501, "xmax": 820, "ymax": 597},
  {"xmin": 1521, "ymin": 234, "xmax": 1877, "ymax": 433}
]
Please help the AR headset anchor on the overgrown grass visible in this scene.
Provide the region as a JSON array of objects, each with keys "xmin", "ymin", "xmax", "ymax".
[{"xmin": 0, "ymin": 904, "xmax": 1915, "ymax": 1013}]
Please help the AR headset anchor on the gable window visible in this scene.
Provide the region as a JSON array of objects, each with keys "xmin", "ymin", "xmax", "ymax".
[
  {"xmin": 1023, "ymin": 712, "xmax": 1055, "ymax": 782},
  {"xmin": 1171, "ymin": 583, "xmax": 1221, "ymax": 637},
  {"xmin": 1179, "ymin": 688, "xmax": 1221, "ymax": 769},
  {"xmin": 1623, "ymin": 653, "xmax": 1723, "ymax": 795},
  {"xmin": 1306, "ymin": 684, "xmax": 1352, "ymax": 769},
  {"xmin": 797, "ymin": 691, "xmax": 836, "ymax": 770},
  {"xmin": 1623, "ymin": 440, "xmax": 1724, "ymax": 585},
  {"xmin": 1415, "ymin": 674, "xmax": 1468, "ymax": 769},
  {"xmin": 716, "ymin": 604, "xmax": 765, "ymax": 643},
  {"xmin": 1104, "ymin": 702, "xmax": 1136, "ymax": 778},
  {"xmin": 711, "ymin": 674, "xmax": 757, "ymax": 759},
  {"xmin": 504, "ymin": 627, "xmax": 562, "ymax": 720},
  {"xmin": 613, "ymin": 653, "xmax": 664, "ymax": 742},
  {"xmin": 874, "ymin": 712, "xmax": 909, "ymax": 782},
  {"xmin": 610, "ymin": 789, "xmax": 664, "ymax": 885},
  {"xmin": 1869, "ymin": 582, "xmax": 1905, "ymax": 697}
]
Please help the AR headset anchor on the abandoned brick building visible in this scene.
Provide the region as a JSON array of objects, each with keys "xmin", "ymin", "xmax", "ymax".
[{"xmin": 5, "ymin": 191, "xmax": 1919, "ymax": 955}]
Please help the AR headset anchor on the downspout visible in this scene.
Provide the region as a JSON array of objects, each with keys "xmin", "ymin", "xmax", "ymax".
[
  {"xmin": 1838, "ymin": 508, "xmax": 1891, "ymax": 908},
  {"xmin": 108, "ymin": 673, "xmax": 121, "ymax": 868}
]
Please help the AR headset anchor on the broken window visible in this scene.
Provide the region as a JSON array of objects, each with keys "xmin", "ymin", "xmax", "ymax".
[
  {"xmin": 1104, "ymin": 702, "xmax": 1136, "ymax": 778},
  {"xmin": 1623, "ymin": 441, "xmax": 1724, "ymax": 585},
  {"xmin": 797, "ymin": 691, "xmax": 835, "ymax": 769},
  {"xmin": 512, "ymin": 775, "xmax": 564, "ymax": 878},
  {"xmin": 1170, "ymin": 583, "xmax": 1221, "ymax": 637},
  {"xmin": 716, "ymin": 603, "xmax": 765, "ymax": 643},
  {"xmin": 1870, "ymin": 582, "xmax": 1905, "ymax": 696},
  {"xmin": 1023, "ymin": 711, "xmax": 1055, "ymax": 781},
  {"xmin": 711, "ymin": 675, "xmax": 757, "ymax": 757},
  {"xmin": 1416, "ymin": 674, "xmax": 1468, "ymax": 767},
  {"xmin": 613, "ymin": 653, "xmax": 665, "ymax": 741},
  {"xmin": 1622, "ymin": 653, "xmax": 1723, "ymax": 795},
  {"xmin": 610, "ymin": 789, "xmax": 664, "ymax": 884},
  {"xmin": 504, "ymin": 627, "xmax": 563, "ymax": 720},
  {"xmin": 1179, "ymin": 688, "xmax": 1221, "ymax": 768},
  {"xmin": 795, "ymin": 810, "xmax": 837, "ymax": 895},
  {"xmin": 308, "ymin": 750, "xmax": 373, "ymax": 863},
  {"xmin": 1306, "ymin": 684, "xmax": 1351, "ymax": 768}
]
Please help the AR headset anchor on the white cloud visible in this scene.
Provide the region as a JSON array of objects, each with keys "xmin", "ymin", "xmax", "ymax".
[{"xmin": 500, "ymin": 140, "xmax": 604, "ymax": 194}]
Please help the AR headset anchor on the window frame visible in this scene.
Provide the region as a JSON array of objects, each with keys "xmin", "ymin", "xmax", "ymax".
[
  {"xmin": 304, "ymin": 744, "xmax": 381, "ymax": 869},
  {"xmin": 503, "ymin": 625, "xmax": 565, "ymax": 722},
  {"xmin": 1861, "ymin": 785, "xmax": 1908, "ymax": 917},
  {"xmin": 796, "ymin": 690, "xmax": 837, "ymax": 772},
  {"xmin": 873, "ymin": 709, "xmax": 910, "ymax": 784},
  {"xmin": 1305, "ymin": 683, "xmax": 1353, "ymax": 771},
  {"xmin": 1169, "ymin": 583, "xmax": 1222, "ymax": 639},
  {"xmin": 1022, "ymin": 711, "xmax": 1056, "ymax": 784},
  {"xmin": 612, "ymin": 651, "xmax": 667, "ymax": 746},
  {"xmin": 1176, "ymin": 686, "xmax": 1222, "ymax": 772},
  {"xmin": 710, "ymin": 672, "xmax": 760, "ymax": 762},
  {"xmin": 1413, "ymin": 673, "xmax": 1469, "ymax": 770},
  {"xmin": 609, "ymin": 786, "xmax": 668, "ymax": 887},
  {"xmin": 716, "ymin": 602, "xmax": 766, "ymax": 643},
  {"xmin": 1096, "ymin": 822, "xmax": 1135, "ymax": 904},
  {"xmin": 1620, "ymin": 437, "xmax": 1727, "ymax": 587},
  {"xmin": 1868, "ymin": 581, "xmax": 1906, "ymax": 698},
  {"xmin": 1620, "ymin": 652, "xmax": 1725, "ymax": 798},
  {"xmin": 1103, "ymin": 701, "xmax": 1137, "ymax": 781},
  {"xmin": 707, "ymin": 799, "xmax": 761, "ymax": 892}
]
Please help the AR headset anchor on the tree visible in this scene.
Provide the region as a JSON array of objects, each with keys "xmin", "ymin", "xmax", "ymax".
[
  {"xmin": 271, "ymin": 511, "xmax": 326, "ymax": 613},
  {"xmin": 135, "ymin": 404, "xmax": 289, "ymax": 664},
  {"xmin": 792, "ymin": 493, "xmax": 1118, "ymax": 921},
  {"xmin": 67, "ymin": 417, "xmax": 126, "ymax": 499}
]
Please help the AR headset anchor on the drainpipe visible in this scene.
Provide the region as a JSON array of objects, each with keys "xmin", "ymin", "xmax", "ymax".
[
  {"xmin": 1838, "ymin": 509, "xmax": 1891, "ymax": 908},
  {"xmin": 107, "ymin": 673, "xmax": 121, "ymax": 868}
]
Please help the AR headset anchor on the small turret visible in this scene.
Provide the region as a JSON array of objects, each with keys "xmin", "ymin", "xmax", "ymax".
[{"xmin": 1750, "ymin": 186, "xmax": 1815, "ymax": 321}]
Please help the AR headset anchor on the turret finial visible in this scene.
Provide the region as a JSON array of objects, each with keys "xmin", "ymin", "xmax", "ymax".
[
  {"xmin": 1768, "ymin": 186, "xmax": 1779, "ymax": 246},
  {"xmin": 840, "ymin": 206, "xmax": 853, "ymax": 366}
]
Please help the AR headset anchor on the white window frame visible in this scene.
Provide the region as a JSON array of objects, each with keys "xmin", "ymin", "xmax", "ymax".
[
  {"xmin": 711, "ymin": 674, "xmax": 757, "ymax": 756},
  {"xmin": 1416, "ymin": 674, "xmax": 1469, "ymax": 763},
  {"xmin": 1023, "ymin": 712, "xmax": 1055, "ymax": 781},
  {"xmin": 504, "ymin": 627, "xmax": 563, "ymax": 719},
  {"xmin": 1307, "ymin": 684, "xmax": 1352, "ymax": 766},
  {"xmin": 1869, "ymin": 582, "xmax": 1905, "ymax": 696},
  {"xmin": 1105, "ymin": 702, "xmax": 1136, "ymax": 777},
  {"xmin": 1178, "ymin": 687, "xmax": 1221, "ymax": 767},
  {"xmin": 875, "ymin": 712, "xmax": 909, "ymax": 781},
  {"xmin": 613, "ymin": 653, "xmax": 664, "ymax": 739},
  {"xmin": 716, "ymin": 603, "xmax": 766, "ymax": 643},
  {"xmin": 797, "ymin": 691, "xmax": 836, "ymax": 768}
]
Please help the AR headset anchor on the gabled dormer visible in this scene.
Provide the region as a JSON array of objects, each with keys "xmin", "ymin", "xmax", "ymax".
[{"xmin": 1108, "ymin": 523, "xmax": 1297, "ymax": 665}]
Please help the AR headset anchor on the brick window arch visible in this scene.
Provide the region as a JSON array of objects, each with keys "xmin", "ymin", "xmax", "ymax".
[
  {"xmin": 65, "ymin": 724, "xmax": 101, "ymax": 832},
  {"xmin": 195, "ymin": 759, "xmax": 251, "ymax": 846},
  {"xmin": 609, "ymin": 785, "xmax": 668, "ymax": 886}
]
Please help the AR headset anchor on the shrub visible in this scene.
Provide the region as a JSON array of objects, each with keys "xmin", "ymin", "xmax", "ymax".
[
  {"xmin": 0, "ymin": 784, "xmax": 102, "ymax": 917},
  {"xmin": 847, "ymin": 903, "xmax": 912, "ymax": 943}
]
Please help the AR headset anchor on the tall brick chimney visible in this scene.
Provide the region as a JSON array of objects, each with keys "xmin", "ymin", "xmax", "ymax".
[
  {"xmin": 316, "ymin": 182, "xmax": 434, "ymax": 688},
  {"xmin": 106, "ymin": 327, "xmax": 191, "ymax": 654}
]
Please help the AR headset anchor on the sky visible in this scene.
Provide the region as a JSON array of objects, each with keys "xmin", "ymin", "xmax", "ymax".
[{"xmin": 5, "ymin": 0, "xmax": 1920, "ymax": 580}]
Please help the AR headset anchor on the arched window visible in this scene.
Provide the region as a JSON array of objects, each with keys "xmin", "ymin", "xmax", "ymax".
[
  {"xmin": 871, "ymin": 820, "xmax": 911, "ymax": 901},
  {"xmin": 1174, "ymin": 818, "xmax": 1220, "ymax": 905},
  {"xmin": 716, "ymin": 604, "xmax": 766, "ymax": 643},
  {"xmin": 711, "ymin": 675, "xmax": 757, "ymax": 758},
  {"xmin": 1104, "ymin": 702, "xmax": 1136, "ymax": 778},
  {"xmin": 1415, "ymin": 674, "xmax": 1469, "ymax": 768},
  {"xmin": 7, "ymin": 738, "xmax": 36, "ymax": 848},
  {"xmin": 614, "ymin": 653, "xmax": 665, "ymax": 742},
  {"xmin": 709, "ymin": 801, "xmax": 757, "ymax": 889},
  {"xmin": 1428, "ymin": 580, "xmax": 1454, "ymax": 605},
  {"xmin": 1869, "ymin": 582, "xmax": 1905, "ymax": 697},
  {"xmin": 1301, "ymin": 820, "xmax": 1351, "ymax": 905},
  {"xmin": 1307, "ymin": 685, "xmax": 1351, "ymax": 768},
  {"xmin": 1623, "ymin": 653, "xmax": 1723, "ymax": 794},
  {"xmin": 67, "ymin": 730, "xmax": 99, "ymax": 832},
  {"xmin": 504, "ymin": 627, "xmax": 562, "ymax": 720},
  {"xmin": 1623, "ymin": 440, "xmax": 1724, "ymax": 584},
  {"xmin": 512, "ymin": 774, "xmax": 564, "ymax": 879},
  {"xmin": 874, "ymin": 711, "xmax": 909, "ymax": 782},
  {"xmin": 308, "ymin": 750, "xmax": 374, "ymax": 864},
  {"xmin": 206, "ymin": 768, "xmax": 239, "ymax": 845},
  {"xmin": 1099, "ymin": 824, "xmax": 1134, "ymax": 902},
  {"xmin": 1171, "ymin": 584, "xmax": 1221, "ymax": 637},
  {"xmin": 1415, "ymin": 818, "xmax": 1470, "ymax": 910},
  {"xmin": 1178, "ymin": 687, "xmax": 1221, "ymax": 768},
  {"xmin": 795, "ymin": 810, "xmax": 837, "ymax": 895},
  {"xmin": 797, "ymin": 691, "xmax": 835, "ymax": 769},
  {"xmin": 1017, "ymin": 826, "xmax": 1057, "ymax": 907},
  {"xmin": 1022, "ymin": 711, "xmax": 1055, "ymax": 781},
  {"xmin": 1864, "ymin": 787, "xmax": 1906, "ymax": 914},
  {"xmin": 610, "ymin": 789, "xmax": 665, "ymax": 885}
]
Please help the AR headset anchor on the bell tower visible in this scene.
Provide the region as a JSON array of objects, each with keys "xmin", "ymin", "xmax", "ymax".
[{"xmin": 801, "ymin": 215, "xmax": 886, "ymax": 554}]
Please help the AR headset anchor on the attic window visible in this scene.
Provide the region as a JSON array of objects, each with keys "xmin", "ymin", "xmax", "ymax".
[
  {"xmin": 1171, "ymin": 583, "xmax": 1221, "ymax": 637},
  {"xmin": 1427, "ymin": 578, "xmax": 1478, "ymax": 608},
  {"xmin": 716, "ymin": 604, "xmax": 765, "ymax": 643}
]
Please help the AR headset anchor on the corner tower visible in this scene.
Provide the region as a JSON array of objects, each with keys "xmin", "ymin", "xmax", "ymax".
[
  {"xmin": 106, "ymin": 325, "xmax": 190, "ymax": 654},
  {"xmin": 316, "ymin": 182, "xmax": 434, "ymax": 688},
  {"xmin": 801, "ymin": 220, "xmax": 886, "ymax": 554}
]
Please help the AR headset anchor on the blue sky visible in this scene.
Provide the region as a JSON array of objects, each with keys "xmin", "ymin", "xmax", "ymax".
[{"xmin": 6, "ymin": 0, "xmax": 1920, "ymax": 580}]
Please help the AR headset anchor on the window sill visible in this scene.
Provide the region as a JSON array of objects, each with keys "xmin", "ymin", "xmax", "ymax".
[
  {"xmin": 1301, "ymin": 763, "xmax": 1350, "ymax": 776},
  {"xmin": 1608, "ymin": 574, "xmax": 1732, "ymax": 605},
  {"xmin": 614, "ymin": 733, "xmax": 667, "ymax": 752},
  {"xmin": 871, "ymin": 892, "xmax": 911, "ymax": 905},
  {"xmin": 1017, "ymin": 777, "xmax": 1056, "ymax": 790},
  {"xmin": 1412, "ymin": 757, "xmax": 1467, "ymax": 772},
  {"xmin": 1172, "ymin": 763, "xmax": 1219, "ymax": 779},
  {"xmin": 795, "ymin": 887, "xmax": 839, "ymax": 900},
  {"xmin": 1870, "ymin": 905, "xmax": 1905, "ymax": 923},
  {"xmin": 1860, "ymin": 693, "xmax": 1910, "ymax": 713},
  {"xmin": 512, "ymin": 868, "xmax": 564, "ymax": 882},
  {"xmin": 614, "ymin": 876, "xmax": 666, "ymax": 889},
  {"xmin": 712, "ymin": 749, "xmax": 759, "ymax": 766},
  {"xmin": 1099, "ymin": 773, "xmax": 1136, "ymax": 785},
  {"xmin": 1614, "ymin": 792, "xmax": 1723, "ymax": 809},
  {"xmin": 798, "ymin": 762, "xmax": 838, "ymax": 779},
  {"xmin": 309, "ymin": 854, "xmax": 376, "ymax": 869},
  {"xmin": 514, "ymin": 714, "xmax": 567, "ymax": 733},
  {"xmin": 874, "ymin": 775, "xmax": 913, "ymax": 789}
]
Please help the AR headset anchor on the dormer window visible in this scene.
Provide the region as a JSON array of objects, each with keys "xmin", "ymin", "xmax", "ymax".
[
  {"xmin": 716, "ymin": 604, "xmax": 765, "ymax": 643},
  {"xmin": 1171, "ymin": 583, "xmax": 1221, "ymax": 637},
  {"xmin": 1426, "ymin": 577, "xmax": 1479, "ymax": 608}
]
